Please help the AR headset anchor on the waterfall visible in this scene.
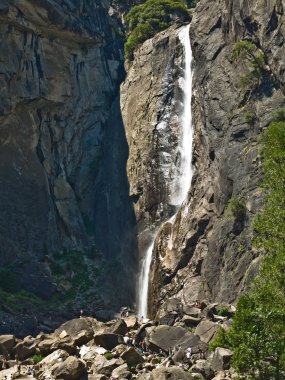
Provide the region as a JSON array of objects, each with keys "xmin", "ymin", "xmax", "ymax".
[{"xmin": 137, "ymin": 24, "xmax": 194, "ymax": 319}]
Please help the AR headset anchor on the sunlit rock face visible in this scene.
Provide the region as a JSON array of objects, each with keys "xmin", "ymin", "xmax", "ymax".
[{"xmin": 122, "ymin": 0, "xmax": 285, "ymax": 318}]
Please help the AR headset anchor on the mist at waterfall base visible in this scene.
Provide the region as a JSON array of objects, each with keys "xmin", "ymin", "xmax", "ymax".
[{"xmin": 137, "ymin": 25, "xmax": 194, "ymax": 319}]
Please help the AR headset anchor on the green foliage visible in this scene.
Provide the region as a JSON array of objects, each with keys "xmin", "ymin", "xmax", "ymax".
[
  {"xmin": 32, "ymin": 354, "xmax": 43, "ymax": 364},
  {"xmin": 212, "ymin": 118, "xmax": 285, "ymax": 380},
  {"xmin": 226, "ymin": 196, "xmax": 247, "ymax": 220},
  {"xmin": 0, "ymin": 269, "xmax": 17, "ymax": 293},
  {"xmin": 0, "ymin": 289, "xmax": 46, "ymax": 313},
  {"xmin": 104, "ymin": 352, "xmax": 114, "ymax": 360},
  {"xmin": 210, "ymin": 327, "xmax": 231, "ymax": 351},
  {"xmin": 244, "ymin": 110, "xmax": 257, "ymax": 125},
  {"xmin": 185, "ymin": 0, "xmax": 198, "ymax": 7},
  {"xmin": 271, "ymin": 107, "xmax": 285, "ymax": 122},
  {"xmin": 125, "ymin": 0, "xmax": 190, "ymax": 60},
  {"xmin": 217, "ymin": 306, "xmax": 230, "ymax": 317},
  {"xmin": 232, "ymin": 40, "xmax": 267, "ymax": 91},
  {"xmin": 50, "ymin": 250, "xmax": 93, "ymax": 300}
]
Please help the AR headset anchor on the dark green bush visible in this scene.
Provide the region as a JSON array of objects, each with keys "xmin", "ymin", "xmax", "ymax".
[
  {"xmin": 32, "ymin": 354, "xmax": 43, "ymax": 363},
  {"xmin": 125, "ymin": 0, "xmax": 190, "ymax": 60},
  {"xmin": 217, "ymin": 306, "xmax": 229, "ymax": 317},
  {"xmin": 271, "ymin": 107, "xmax": 285, "ymax": 122},
  {"xmin": 244, "ymin": 110, "xmax": 257, "ymax": 125},
  {"xmin": 104, "ymin": 352, "xmax": 114, "ymax": 360},
  {"xmin": 232, "ymin": 40, "xmax": 267, "ymax": 92},
  {"xmin": 226, "ymin": 196, "xmax": 247, "ymax": 220}
]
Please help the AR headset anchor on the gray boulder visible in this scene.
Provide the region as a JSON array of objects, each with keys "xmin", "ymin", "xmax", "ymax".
[
  {"xmin": 195, "ymin": 321, "xmax": 219, "ymax": 344},
  {"xmin": 212, "ymin": 347, "xmax": 233, "ymax": 371},
  {"xmin": 151, "ymin": 367, "xmax": 194, "ymax": 379},
  {"xmin": 182, "ymin": 315, "xmax": 202, "ymax": 327},
  {"xmin": 49, "ymin": 356, "xmax": 86, "ymax": 380},
  {"xmin": 92, "ymin": 356, "xmax": 124, "ymax": 376},
  {"xmin": 14, "ymin": 341, "xmax": 36, "ymax": 360},
  {"xmin": 106, "ymin": 319, "xmax": 128, "ymax": 336},
  {"xmin": 54, "ymin": 318, "xmax": 94, "ymax": 344},
  {"xmin": 94, "ymin": 333, "xmax": 124, "ymax": 350},
  {"xmin": 190, "ymin": 359, "xmax": 214, "ymax": 380},
  {"xmin": 0, "ymin": 335, "xmax": 15, "ymax": 355},
  {"xmin": 112, "ymin": 363, "xmax": 132, "ymax": 379},
  {"xmin": 121, "ymin": 347, "xmax": 144, "ymax": 366},
  {"xmin": 148, "ymin": 325, "xmax": 206, "ymax": 353}
]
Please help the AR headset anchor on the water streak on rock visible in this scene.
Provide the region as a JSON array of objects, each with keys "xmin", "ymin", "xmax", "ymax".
[{"xmin": 138, "ymin": 25, "xmax": 194, "ymax": 318}]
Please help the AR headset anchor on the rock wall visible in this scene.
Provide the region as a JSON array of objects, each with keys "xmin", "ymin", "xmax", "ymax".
[
  {"xmin": 121, "ymin": 25, "xmax": 188, "ymax": 255},
  {"xmin": 122, "ymin": 0, "xmax": 285, "ymax": 317},
  {"xmin": 0, "ymin": 0, "xmax": 137, "ymax": 310}
]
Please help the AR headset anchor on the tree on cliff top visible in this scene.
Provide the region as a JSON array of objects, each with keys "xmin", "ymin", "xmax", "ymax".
[
  {"xmin": 124, "ymin": 0, "xmax": 191, "ymax": 60},
  {"xmin": 211, "ymin": 115, "xmax": 285, "ymax": 380}
]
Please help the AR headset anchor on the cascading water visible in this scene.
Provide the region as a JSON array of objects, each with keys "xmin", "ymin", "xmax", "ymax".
[{"xmin": 137, "ymin": 24, "xmax": 194, "ymax": 319}]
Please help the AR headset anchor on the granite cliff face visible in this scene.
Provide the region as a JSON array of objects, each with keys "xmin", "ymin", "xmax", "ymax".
[
  {"xmin": 121, "ymin": 25, "xmax": 188, "ymax": 259},
  {"xmin": 121, "ymin": 0, "xmax": 285, "ymax": 317},
  {"xmin": 0, "ymin": 0, "xmax": 137, "ymax": 317},
  {"xmin": 1, "ymin": 0, "xmax": 284, "ymax": 332}
]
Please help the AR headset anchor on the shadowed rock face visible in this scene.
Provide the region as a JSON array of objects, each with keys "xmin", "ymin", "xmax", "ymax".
[
  {"xmin": 121, "ymin": 0, "xmax": 285, "ymax": 317},
  {"xmin": 0, "ymin": 0, "xmax": 137, "ymax": 310}
]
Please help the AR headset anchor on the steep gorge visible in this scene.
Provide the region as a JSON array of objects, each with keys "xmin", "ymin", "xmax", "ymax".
[{"xmin": 0, "ymin": 0, "xmax": 284, "ymax": 335}]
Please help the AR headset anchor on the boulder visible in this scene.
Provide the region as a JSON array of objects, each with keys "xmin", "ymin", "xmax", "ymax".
[
  {"xmin": 0, "ymin": 335, "xmax": 15, "ymax": 355},
  {"xmin": 88, "ymin": 375, "xmax": 107, "ymax": 380},
  {"xmin": 39, "ymin": 349, "xmax": 69, "ymax": 367},
  {"xmin": 113, "ymin": 343, "xmax": 127, "ymax": 356},
  {"xmin": 151, "ymin": 367, "xmax": 194, "ymax": 379},
  {"xmin": 121, "ymin": 347, "xmax": 144, "ymax": 366},
  {"xmin": 147, "ymin": 325, "xmax": 206, "ymax": 353},
  {"xmin": 124, "ymin": 315, "xmax": 138, "ymax": 330},
  {"xmin": 13, "ymin": 341, "xmax": 36, "ymax": 360},
  {"xmin": 50, "ymin": 338, "xmax": 77, "ymax": 355},
  {"xmin": 94, "ymin": 333, "xmax": 124, "ymax": 350},
  {"xmin": 212, "ymin": 347, "xmax": 233, "ymax": 371},
  {"xmin": 159, "ymin": 313, "xmax": 177, "ymax": 326},
  {"xmin": 195, "ymin": 321, "xmax": 219, "ymax": 344},
  {"xmin": 190, "ymin": 359, "xmax": 215, "ymax": 380},
  {"xmin": 112, "ymin": 363, "xmax": 132, "ymax": 379},
  {"xmin": 183, "ymin": 306, "xmax": 202, "ymax": 318},
  {"xmin": 49, "ymin": 356, "xmax": 86, "ymax": 379},
  {"xmin": 106, "ymin": 319, "xmax": 128, "ymax": 336},
  {"xmin": 182, "ymin": 315, "xmax": 202, "ymax": 327},
  {"xmin": 92, "ymin": 355, "xmax": 124, "ymax": 376},
  {"xmin": 38, "ymin": 338, "xmax": 57, "ymax": 355},
  {"xmin": 172, "ymin": 349, "xmax": 186, "ymax": 363},
  {"xmin": 54, "ymin": 318, "xmax": 94, "ymax": 343}
]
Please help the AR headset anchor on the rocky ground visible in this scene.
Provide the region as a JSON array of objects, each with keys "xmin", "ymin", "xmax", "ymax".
[{"xmin": 0, "ymin": 302, "xmax": 236, "ymax": 380}]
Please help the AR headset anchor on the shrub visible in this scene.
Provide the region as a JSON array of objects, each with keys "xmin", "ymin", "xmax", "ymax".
[
  {"xmin": 226, "ymin": 196, "xmax": 247, "ymax": 220},
  {"xmin": 232, "ymin": 40, "xmax": 267, "ymax": 92},
  {"xmin": 271, "ymin": 107, "xmax": 285, "ymax": 122},
  {"xmin": 32, "ymin": 354, "xmax": 43, "ymax": 363},
  {"xmin": 125, "ymin": 0, "xmax": 190, "ymax": 60},
  {"xmin": 104, "ymin": 352, "xmax": 113, "ymax": 360},
  {"xmin": 217, "ymin": 306, "xmax": 229, "ymax": 317},
  {"xmin": 244, "ymin": 110, "xmax": 257, "ymax": 125}
]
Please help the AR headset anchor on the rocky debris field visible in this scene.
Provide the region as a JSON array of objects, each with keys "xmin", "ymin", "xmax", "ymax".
[{"xmin": 0, "ymin": 301, "xmax": 237, "ymax": 380}]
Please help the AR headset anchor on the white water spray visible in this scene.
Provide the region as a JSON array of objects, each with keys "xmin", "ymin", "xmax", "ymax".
[{"xmin": 137, "ymin": 25, "xmax": 194, "ymax": 319}]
